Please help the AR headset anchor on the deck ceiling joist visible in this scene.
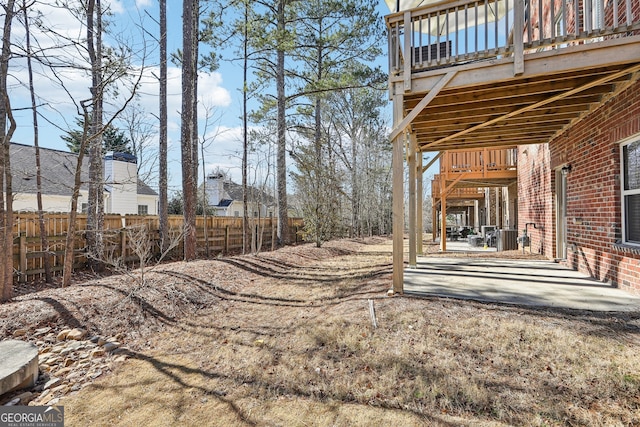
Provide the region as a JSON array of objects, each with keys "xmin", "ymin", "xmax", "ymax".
[{"xmin": 396, "ymin": 36, "xmax": 640, "ymax": 152}]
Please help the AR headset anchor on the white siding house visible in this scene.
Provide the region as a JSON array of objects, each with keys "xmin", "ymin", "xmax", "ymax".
[
  {"xmin": 204, "ymin": 173, "xmax": 275, "ymax": 218},
  {"xmin": 10, "ymin": 143, "xmax": 158, "ymax": 215}
]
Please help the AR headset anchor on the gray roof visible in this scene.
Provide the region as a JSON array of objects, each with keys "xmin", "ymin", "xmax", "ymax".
[
  {"xmin": 223, "ymin": 181, "xmax": 275, "ymax": 206},
  {"xmin": 10, "ymin": 143, "xmax": 157, "ymax": 196}
]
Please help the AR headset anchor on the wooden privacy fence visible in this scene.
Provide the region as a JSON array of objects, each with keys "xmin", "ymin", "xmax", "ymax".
[{"xmin": 11, "ymin": 213, "xmax": 304, "ymax": 283}]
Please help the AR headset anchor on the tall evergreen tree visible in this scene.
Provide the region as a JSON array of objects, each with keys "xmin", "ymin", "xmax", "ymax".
[
  {"xmin": 290, "ymin": 0, "xmax": 384, "ymax": 246},
  {"xmin": 62, "ymin": 118, "xmax": 133, "ymax": 154}
]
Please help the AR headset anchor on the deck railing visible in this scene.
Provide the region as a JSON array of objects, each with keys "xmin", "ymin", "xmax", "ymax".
[
  {"xmin": 387, "ymin": 0, "xmax": 640, "ymax": 75},
  {"xmin": 432, "ymin": 175, "xmax": 486, "ymax": 199},
  {"xmin": 440, "ymin": 147, "xmax": 517, "ymax": 177}
]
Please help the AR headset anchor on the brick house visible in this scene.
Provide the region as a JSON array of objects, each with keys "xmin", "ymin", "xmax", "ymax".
[
  {"xmin": 384, "ymin": 0, "xmax": 640, "ymax": 292},
  {"xmin": 518, "ymin": 79, "xmax": 640, "ymax": 292}
]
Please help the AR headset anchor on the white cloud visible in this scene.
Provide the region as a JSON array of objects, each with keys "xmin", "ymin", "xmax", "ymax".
[
  {"xmin": 103, "ymin": 0, "xmax": 125, "ymax": 14},
  {"xmin": 135, "ymin": 0, "xmax": 153, "ymax": 8}
]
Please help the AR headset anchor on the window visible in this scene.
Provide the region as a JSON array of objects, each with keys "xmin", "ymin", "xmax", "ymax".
[
  {"xmin": 138, "ymin": 205, "xmax": 148, "ymax": 215},
  {"xmin": 234, "ymin": 211, "xmax": 239, "ymax": 217},
  {"xmin": 621, "ymin": 137, "xmax": 640, "ymax": 245},
  {"xmin": 81, "ymin": 203, "xmax": 88, "ymax": 214}
]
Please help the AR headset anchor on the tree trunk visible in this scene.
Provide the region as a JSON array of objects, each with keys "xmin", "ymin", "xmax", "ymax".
[
  {"xmin": 276, "ymin": 0, "xmax": 288, "ymax": 246},
  {"xmin": 0, "ymin": 0, "xmax": 16, "ymax": 301},
  {"xmin": 242, "ymin": 1, "xmax": 249, "ymax": 254},
  {"xmin": 23, "ymin": 1, "xmax": 52, "ymax": 283},
  {"xmin": 181, "ymin": 0, "xmax": 198, "ymax": 261},
  {"xmin": 86, "ymin": 0, "xmax": 105, "ymax": 270},
  {"xmin": 158, "ymin": 0, "xmax": 169, "ymax": 253},
  {"xmin": 62, "ymin": 109, "xmax": 92, "ymax": 287}
]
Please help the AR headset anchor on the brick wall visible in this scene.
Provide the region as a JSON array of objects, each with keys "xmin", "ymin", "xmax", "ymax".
[
  {"xmin": 518, "ymin": 79, "xmax": 640, "ymax": 293},
  {"xmin": 517, "ymin": 143, "xmax": 554, "ymax": 255}
]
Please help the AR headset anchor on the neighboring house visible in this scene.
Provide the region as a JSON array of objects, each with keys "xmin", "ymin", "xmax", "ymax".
[
  {"xmin": 203, "ymin": 173, "xmax": 275, "ymax": 218},
  {"xmin": 384, "ymin": 0, "xmax": 640, "ymax": 292},
  {"xmin": 10, "ymin": 143, "xmax": 158, "ymax": 215}
]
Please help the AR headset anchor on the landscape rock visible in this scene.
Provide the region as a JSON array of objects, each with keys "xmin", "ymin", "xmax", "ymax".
[
  {"xmin": 43, "ymin": 377, "xmax": 61, "ymax": 390},
  {"xmin": 34, "ymin": 327, "xmax": 52, "ymax": 336},
  {"xmin": 1, "ymin": 328, "xmax": 124, "ymax": 407},
  {"xmin": 3, "ymin": 397, "xmax": 20, "ymax": 406},
  {"xmin": 12, "ymin": 329, "xmax": 28, "ymax": 337},
  {"xmin": 90, "ymin": 348, "xmax": 106, "ymax": 358},
  {"xmin": 102, "ymin": 341, "xmax": 121, "ymax": 352},
  {"xmin": 15, "ymin": 391, "xmax": 33, "ymax": 404},
  {"xmin": 57, "ymin": 329, "xmax": 71, "ymax": 341},
  {"xmin": 66, "ymin": 329, "xmax": 87, "ymax": 341}
]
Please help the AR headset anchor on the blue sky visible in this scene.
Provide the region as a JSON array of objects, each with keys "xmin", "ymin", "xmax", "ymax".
[{"xmin": 8, "ymin": 0, "xmax": 409, "ymax": 194}]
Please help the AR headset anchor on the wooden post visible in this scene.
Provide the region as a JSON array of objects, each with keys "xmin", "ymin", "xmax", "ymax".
[
  {"xmin": 224, "ymin": 225, "xmax": 230, "ymax": 254},
  {"xmin": 403, "ymin": 10, "xmax": 412, "ymax": 91},
  {"xmin": 440, "ymin": 176, "xmax": 447, "ymax": 252},
  {"xmin": 19, "ymin": 233, "xmax": 27, "ymax": 283},
  {"xmin": 513, "ymin": 0, "xmax": 524, "ymax": 75},
  {"xmin": 120, "ymin": 229, "xmax": 127, "ymax": 260},
  {"xmin": 408, "ymin": 132, "xmax": 417, "ymax": 268},
  {"xmin": 432, "ymin": 203, "xmax": 438, "ymax": 242},
  {"xmin": 417, "ymin": 152, "xmax": 424, "ymax": 255},
  {"xmin": 392, "ymin": 92, "xmax": 405, "ymax": 293}
]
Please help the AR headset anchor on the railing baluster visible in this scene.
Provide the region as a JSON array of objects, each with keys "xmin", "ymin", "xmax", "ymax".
[
  {"xmin": 484, "ymin": 0, "xmax": 489, "ymax": 53},
  {"xmin": 505, "ymin": 0, "xmax": 510, "ymax": 50},
  {"xmin": 455, "ymin": 6, "xmax": 459, "ymax": 59},
  {"xmin": 574, "ymin": 0, "xmax": 580, "ymax": 36},
  {"xmin": 551, "ymin": 0, "xmax": 555, "ymax": 40},
  {"xmin": 465, "ymin": 4, "xmax": 469, "ymax": 57},
  {"xmin": 494, "ymin": 0, "xmax": 499, "ymax": 52},
  {"xmin": 562, "ymin": 0, "xmax": 567, "ymax": 38},
  {"xmin": 428, "ymin": 14, "xmax": 432, "ymax": 64},
  {"xmin": 419, "ymin": 18, "xmax": 423, "ymax": 64},
  {"xmin": 626, "ymin": 0, "xmax": 632, "ymax": 26},
  {"xmin": 475, "ymin": 1, "xmax": 479, "ymax": 53},
  {"xmin": 437, "ymin": 12, "xmax": 441, "ymax": 62},
  {"xmin": 446, "ymin": 11, "xmax": 450, "ymax": 62},
  {"xmin": 538, "ymin": 0, "xmax": 543, "ymax": 39}
]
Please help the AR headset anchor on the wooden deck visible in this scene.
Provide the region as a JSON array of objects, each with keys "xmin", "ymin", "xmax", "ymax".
[{"xmin": 387, "ymin": 0, "xmax": 640, "ymax": 292}]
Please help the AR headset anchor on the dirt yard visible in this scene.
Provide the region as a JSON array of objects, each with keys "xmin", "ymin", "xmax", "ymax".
[{"xmin": 1, "ymin": 237, "xmax": 640, "ymax": 426}]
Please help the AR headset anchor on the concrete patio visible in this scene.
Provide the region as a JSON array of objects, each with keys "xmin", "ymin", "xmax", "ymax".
[{"xmin": 405, "ymin": 242, "xmax": 640, "ymax": 312}]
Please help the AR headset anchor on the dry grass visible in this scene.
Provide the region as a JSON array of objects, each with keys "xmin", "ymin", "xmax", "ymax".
[{"xmin": 4, "ymin": 237, "xmax": 640, "ymax": 426}]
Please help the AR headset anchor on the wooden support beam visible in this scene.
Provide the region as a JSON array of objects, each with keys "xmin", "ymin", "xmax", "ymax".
[
  {"xmin": 440, "ymin": 177, "xmax": 447, "ymax": 252},
  {"xmin": 423, "ymin": 63, "xmax": 640, "ymax": 149},
  {"xmin": 392, "ymin": 96, "xmax": 405, "ymax": 294},
  {"xmin": 513, "ymin": 0, "xmax": 524, "ymax": 75},
  {"xmin": 417, "ymin": 153, "xmax": 424, "ymax": 255},
  {"xmin": 403, "ymin": 10, "xmax": 412, "ymax": 92},
  {"xmin": 390, "ymin": 71, "xmax": 458, "ymax": 141},
  {"xmin": 408, "ymin": 132, "xmax": 417, "ymax": 268},
  {"xmin": 442, "ymin": 173, "xmax": 467, "ymax": 197},
  {"xmin": 422, "ymin": 152, "xmax": 441, "ymax": 173}
]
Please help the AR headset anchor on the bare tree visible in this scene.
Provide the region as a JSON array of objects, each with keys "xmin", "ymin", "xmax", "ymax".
[
  {"xmin": 21, "ymin": 0, "xmax": 52, "ymax": 283},
  {"xmin": 85, "ymin": 0, "xmax": 105, "ymax": 271},
  {"xmin": 158, "ymin": 0, "xmax": 169, "ymax": 254},
  {"xmin": 120, "ymin": 103, "xmax": 157, "ymax": 184},
  {"xmin": 199, "ymin": 103, "xmax": 225, "ymax": 257},
  {"xmin": 0, "ymin": 0, "xmax": 17, "ymax": 301},
  {"xmin": 181, "ymin": 0, "xmax": 199, "ymax": 261}
]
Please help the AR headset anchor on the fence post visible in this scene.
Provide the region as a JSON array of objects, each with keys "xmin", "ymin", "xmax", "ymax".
[
  {"xmin": 120, "ymin": 229, "xmax": 127, "ymax": 261},
  {"xmin": 19, "ymin": 233, "xmax": 27, "ymax": 283},
  {"xmin": 224, "ymin": 225, "xmax": 230, "ymax": 254}
]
